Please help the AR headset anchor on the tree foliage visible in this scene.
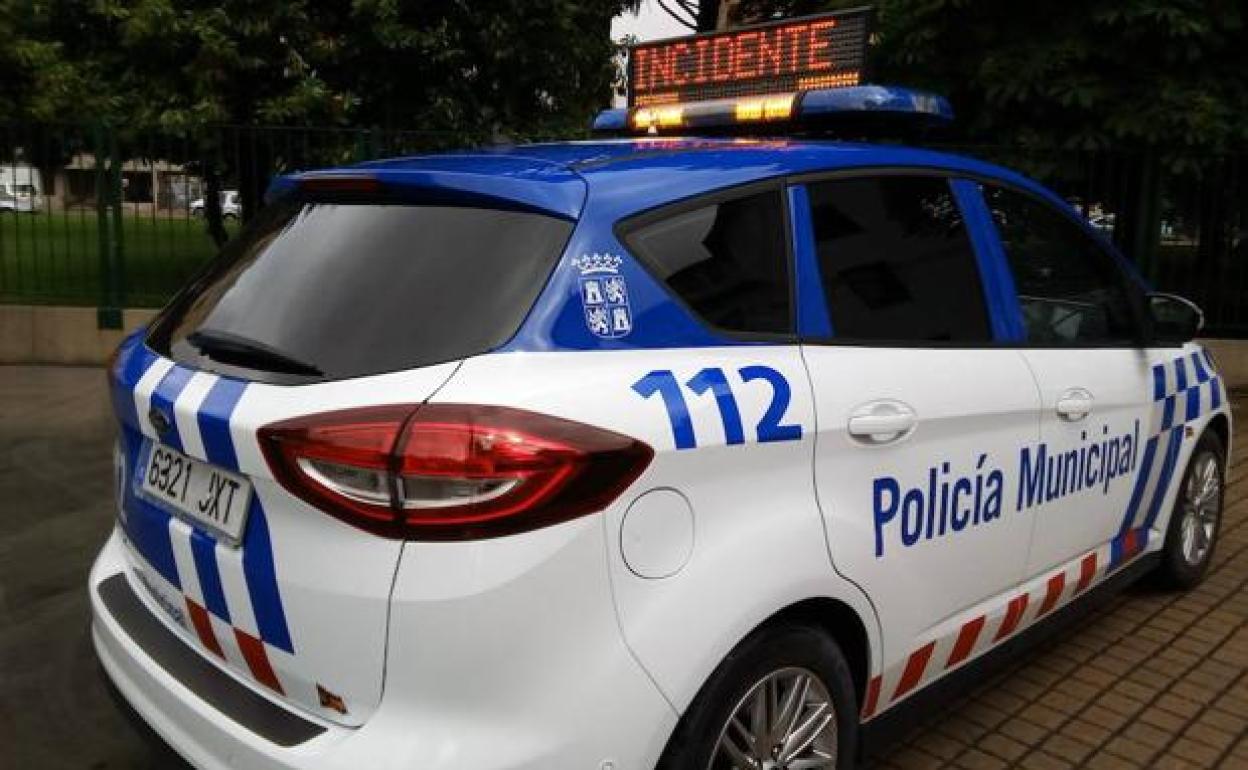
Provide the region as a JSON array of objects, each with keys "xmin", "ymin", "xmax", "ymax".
[
  {"xmin": 3, "ymin": 0, "xmax": 629, "ymax": 142},
  {"xmin": 734, "ymin": 0, "xmax": 1248, "ymax": 152}
]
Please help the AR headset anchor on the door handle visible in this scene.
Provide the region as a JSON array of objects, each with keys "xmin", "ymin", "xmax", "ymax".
[
  {"xmin": 1055, "ymin": 389, "xmax": 1094, "ymax": 421},
  {"xmin": 848, "ymin": 401, "xmax": 917, "ymax": 444}
]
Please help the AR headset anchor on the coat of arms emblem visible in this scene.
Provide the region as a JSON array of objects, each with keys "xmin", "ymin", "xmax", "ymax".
[{"xmin": 573, "ymin": 253, "xmax": 633, "ymax": 339}]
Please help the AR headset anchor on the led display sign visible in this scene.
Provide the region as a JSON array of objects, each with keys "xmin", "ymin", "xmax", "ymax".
[{"xmin": 628, "ymin": 8, "xmax": 872, "ymax": 107}]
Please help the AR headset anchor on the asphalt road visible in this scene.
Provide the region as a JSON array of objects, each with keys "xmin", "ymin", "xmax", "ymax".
[{"xmin": 0, "ymin": 365, "xmax": 184, "ymax": 770}]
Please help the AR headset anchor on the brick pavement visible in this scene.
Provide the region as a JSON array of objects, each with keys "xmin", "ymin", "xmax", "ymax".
[{"xmin": 867, "ymin": 395, "xmax": 1248, "ymax": 770}]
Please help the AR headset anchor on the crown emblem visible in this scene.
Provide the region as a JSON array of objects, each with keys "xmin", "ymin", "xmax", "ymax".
[{"xmin": 572, "ymin": 253, "xmax": 623, "ymax": 275}]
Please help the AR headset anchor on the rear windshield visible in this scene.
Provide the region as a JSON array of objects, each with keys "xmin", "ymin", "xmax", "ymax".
[{"xmin": 149, "ymin": 199, "xmax": 572, "ymax": 383}]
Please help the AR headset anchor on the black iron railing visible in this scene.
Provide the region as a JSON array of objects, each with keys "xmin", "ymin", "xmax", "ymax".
[{"xmin": 2, "ymin": 125, "xmax": 1245, "ymax": 337}]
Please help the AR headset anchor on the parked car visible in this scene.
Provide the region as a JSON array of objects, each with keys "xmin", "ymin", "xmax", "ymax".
[
  {"xmin": 92, "ymin": 133, "xmax": 1229, "ymax": 770},
  {"xmin": 1089, "ymin": 211, "xmax": 1116, "ymax": 234},
  {"xmin": 90, "ymin": 14, "xmax": 1231, "ymax": 770},
  {"xmin": 0, "ymin": 164, "xmax": 44, "ymax": 213},
  {"xmin": 190, "ymin": 190, "xmax": 241, "ymax": 219}
]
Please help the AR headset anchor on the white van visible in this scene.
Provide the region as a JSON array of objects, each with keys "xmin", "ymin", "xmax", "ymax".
[{"xmin": 0, "ymin": 164, "xmax": 45, "ymax": 213}]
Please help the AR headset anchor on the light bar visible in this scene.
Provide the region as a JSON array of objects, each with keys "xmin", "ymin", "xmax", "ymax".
[
  {"xmin": 629, "ymin": 93, "xmax": 797, "ymax": 132},
  {"xmin": 593, "ymin": 85, "xmax": 953, "ymax": 135},
  {"xmin": 800, "ymin": 85, "xmax": 953, "ymax": 123}
]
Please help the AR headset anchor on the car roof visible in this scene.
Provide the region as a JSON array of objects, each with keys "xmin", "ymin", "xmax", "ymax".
[{"xmin": 286, "ymin": 138, "xmax": 1067, "ymax": 221}]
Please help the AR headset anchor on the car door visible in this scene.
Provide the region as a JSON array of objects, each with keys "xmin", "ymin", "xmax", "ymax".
[
  {"xmin": 978, "ymin": 183, "xmax": 1158, "ymax": 577},
  {"xmin": 793, "ymin": 173, "xmax": 1043, "ymax": 717}
]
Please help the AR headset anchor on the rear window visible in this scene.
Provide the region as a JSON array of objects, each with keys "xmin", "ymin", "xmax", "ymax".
[{"xmin": 149, "ymin": 199, "xmax": 573, "ymax": 383}]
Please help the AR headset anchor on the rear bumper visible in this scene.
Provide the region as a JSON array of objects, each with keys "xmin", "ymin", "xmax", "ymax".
[
  {"xmin": 91, "ymin": 530, "xmax": 350, "ymax": 770},
  {"xmin": 92, "ymin": 520, "xmax": 677, "ymax": 769}
]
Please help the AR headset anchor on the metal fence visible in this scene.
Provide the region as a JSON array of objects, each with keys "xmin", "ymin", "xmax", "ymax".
[
  {"xmin": 2, "ymin": 124, "xmax": 1246, "ymax": 336},
  {"xmin": 0, "ymin": 123, "xmax": 461, "ymax": 313}
]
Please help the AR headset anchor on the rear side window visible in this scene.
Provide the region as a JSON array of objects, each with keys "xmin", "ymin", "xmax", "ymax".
[
  {"xmin": 807, "ymin": 176, "xmax": 992, "ymax": 342},
  {"xmin": 622, "ymin": 190, "xmax": 792, "ymax": 336},
  {"xmin": 150, "ymin": 200, "xmax": 573, "ymax": 382},
  {"xmin": 984, "ymin": 185, "xmax": 1138, "ymax": 345}
]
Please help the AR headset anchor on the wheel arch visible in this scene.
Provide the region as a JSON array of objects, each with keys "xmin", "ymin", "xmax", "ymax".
[
  {"xmin": 1206, "ymin": 412, "xmax": 1230, "ymax": 463},
  {"xmin": 654, "ymin": 594, "xmax": 874, "ymax": 770},
  {"xmin": 751, "ymin": 596, "xmax": 872, "ymax": 711}
]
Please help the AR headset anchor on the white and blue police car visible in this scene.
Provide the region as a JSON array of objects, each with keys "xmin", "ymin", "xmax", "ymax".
[{"xmin": 90, "ymin": 11, "xmax": 1230, "ymax": 770}]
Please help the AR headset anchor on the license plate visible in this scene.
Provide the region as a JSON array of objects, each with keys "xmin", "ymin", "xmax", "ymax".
[{"xmin": 138, "ymin": 443, "xmax": 253, "ymax": 543}]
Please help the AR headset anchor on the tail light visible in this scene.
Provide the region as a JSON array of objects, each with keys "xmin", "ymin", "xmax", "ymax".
[{"xmin": 259, "ymin": 404, "xmax": 654, "ymax": 540}]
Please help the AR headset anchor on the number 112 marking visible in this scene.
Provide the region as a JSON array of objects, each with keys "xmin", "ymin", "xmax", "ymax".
[{"xmin": 632, "ymin": 365, "xmax": 802, "ymax": 450}]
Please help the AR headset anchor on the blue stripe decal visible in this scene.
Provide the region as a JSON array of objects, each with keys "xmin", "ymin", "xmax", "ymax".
[
  {"xmin": 190, "ymin": 529, "xmax": 231, "ymax": 623},
  {"xmin": 788, "ymin": 185, "xmax": 834, "ymax": 339},
  {"xmin": 1191, "ymin": 351, "xmax": 1209, "ymax": 383},
  {"xmin": 199, "ymin": 377, "xmax": 247, "ymax": 472},
  {"xmin": 1120, "ymin": 435, "xmax": 1159, "ymax": 535},
  {"xmin": 150, "ymin": 365, "xmax": 195, "ymax": 451},
  {"xmin": 1109, "ymin": 532, "xmax": 1126, "ymax": 569},
  {"xmin": 1152, "ymin": 364, "xmax": 1166, "ymax": 401},
  {"xmin": 115, "ymin": 350, "xmax": 182, "ymax": 591},
  {"xmin": 122, "ymin": 441, "xmax": 181, "ymax": 589},
  {"xmin": 192, "ymin": 374, "xmax": 293, "ymax": 652},
  {"xmin": 1211, "ymin": 377, "xmax": 1223, "ymax": 410},
  {"xmin": 1161, "ymin": 396, "xmax": 1175, "ymax": 431},
  {"xmin": 111, "ymin": 337, "xmax": 156, "ymax": 433},
  {"xmin": 1174, "ymin": 357, "xmax": 1188, "ymax": 392},
  {"xmin": 242, "ymin": 497, "xmax": 294, "ymax": 653},
  {"xmin": 1143, "ymin": 427, "xmax": 1185, "ymax": 532},
  {"xmin": 1186, "ymin": 384, "xmax": 1202, "ymax": 423},
  {"xmin": 1109, "ymin": 528, "xmax": 1149, "ymax": 571}
]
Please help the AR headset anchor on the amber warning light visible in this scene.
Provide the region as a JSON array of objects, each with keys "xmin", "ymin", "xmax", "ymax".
[{"xmin": 627, "ymin": 7, "xmax": 872, "ymax": 108}]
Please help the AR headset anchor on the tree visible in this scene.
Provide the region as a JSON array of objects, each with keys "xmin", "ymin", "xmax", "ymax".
[
  {"xmin": 727, "ymin": 0, "xmax": 1248, "ymax": 278},
  {"xmin": 0, "ymin": 1, "xmax": 122, "ymax": 122},
  {"xmin": 727, "ymin": 0, "xmax": 1248, "ymax": 153},
  {"xmin": 5, "ymin": 0, "xmax": 632, "ymax": 238},
  {"xmin": 7, "ymin": 1, "xmax": 629, "ymax": 136}
]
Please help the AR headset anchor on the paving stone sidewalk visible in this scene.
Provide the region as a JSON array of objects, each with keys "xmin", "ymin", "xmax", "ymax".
[{"xmin": 868, "ymin": 395, "xmax": 1248, "ymax": 770}]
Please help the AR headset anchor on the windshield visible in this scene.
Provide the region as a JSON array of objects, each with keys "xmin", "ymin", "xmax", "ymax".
[{"xmin": 148, "ymin": 198, "xmax": 573, "ymax": 383}]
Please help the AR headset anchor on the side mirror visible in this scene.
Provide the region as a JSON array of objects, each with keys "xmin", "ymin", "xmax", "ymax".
[{"xmin": 1148, "ymin": 292, "xmax": 1204, "ymax": 344}]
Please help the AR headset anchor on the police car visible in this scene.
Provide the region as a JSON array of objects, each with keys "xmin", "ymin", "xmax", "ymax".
[{"xmin": 91, "ymin": 11, "xmax": 1230, "ymax": 770}]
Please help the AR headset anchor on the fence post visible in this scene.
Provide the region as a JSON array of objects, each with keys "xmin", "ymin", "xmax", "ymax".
[
  {"xmin": 94, "ymin": 124, "xmax": 124, "ymax": 329},
  {"xmin": 353, "ymin": 129, "xmax": 376, "ymax": 162},
  {"xmin": 109, "ymin": 129, "xmax": 125, "ymax": 309},
  {"xmin": 1129, "ymin": 151, "xmax": 1163, "ymax": 284}
]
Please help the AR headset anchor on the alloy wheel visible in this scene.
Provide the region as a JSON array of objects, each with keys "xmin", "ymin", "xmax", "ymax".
[
  {"xmin": 1180, "ymin": 451, "xmax": 1221, "ymax": 567},
  {"xmin": 708, "ymin": 667, "xmax": 837, "ymax": 770}
]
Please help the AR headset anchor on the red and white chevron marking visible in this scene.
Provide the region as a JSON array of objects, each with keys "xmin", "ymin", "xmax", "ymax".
[
  {"xmin": 123, "ymin": 526, "xmax": 303, "ymax": 702},
  {"xmin": 860, "ymin": 532, "xmax": 1142, "ymax": 721}
]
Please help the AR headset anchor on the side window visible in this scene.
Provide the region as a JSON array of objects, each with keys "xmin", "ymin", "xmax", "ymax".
[
  {"xmin": 623, "ymin": 189, "xmax": 791, "ymax": 335},
  {"xmin": 984, "ymin": 185, "xmax": 1138, "ymax": 345},
  {"xmin": 807, "ymin": 175, "xmax": 992, "ymax": 342}
]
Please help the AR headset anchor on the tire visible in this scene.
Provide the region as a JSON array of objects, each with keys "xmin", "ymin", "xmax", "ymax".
[
  {"xmin": 657, "ymin": 624, "xmax": 858, "ymax": 770},
  {"xmin": 1153, "ymin": 429, "xmax": 1226, "ymax": 589}
]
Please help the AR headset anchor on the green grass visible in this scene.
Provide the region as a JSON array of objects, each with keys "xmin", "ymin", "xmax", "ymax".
[{"xmin": 0, "ymin": 211, "xmax": 239, "ymax": 307}]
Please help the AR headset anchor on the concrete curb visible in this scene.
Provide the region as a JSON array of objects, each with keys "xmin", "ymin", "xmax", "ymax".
[{"xmin": 0, "ymin": 305, "xmax": 157, "ymax": 366}]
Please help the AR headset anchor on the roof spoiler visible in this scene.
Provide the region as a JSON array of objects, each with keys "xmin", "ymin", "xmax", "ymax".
[{"xmin": 265, "ymin": 161, "xmax": 586, "ymax": 220}]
